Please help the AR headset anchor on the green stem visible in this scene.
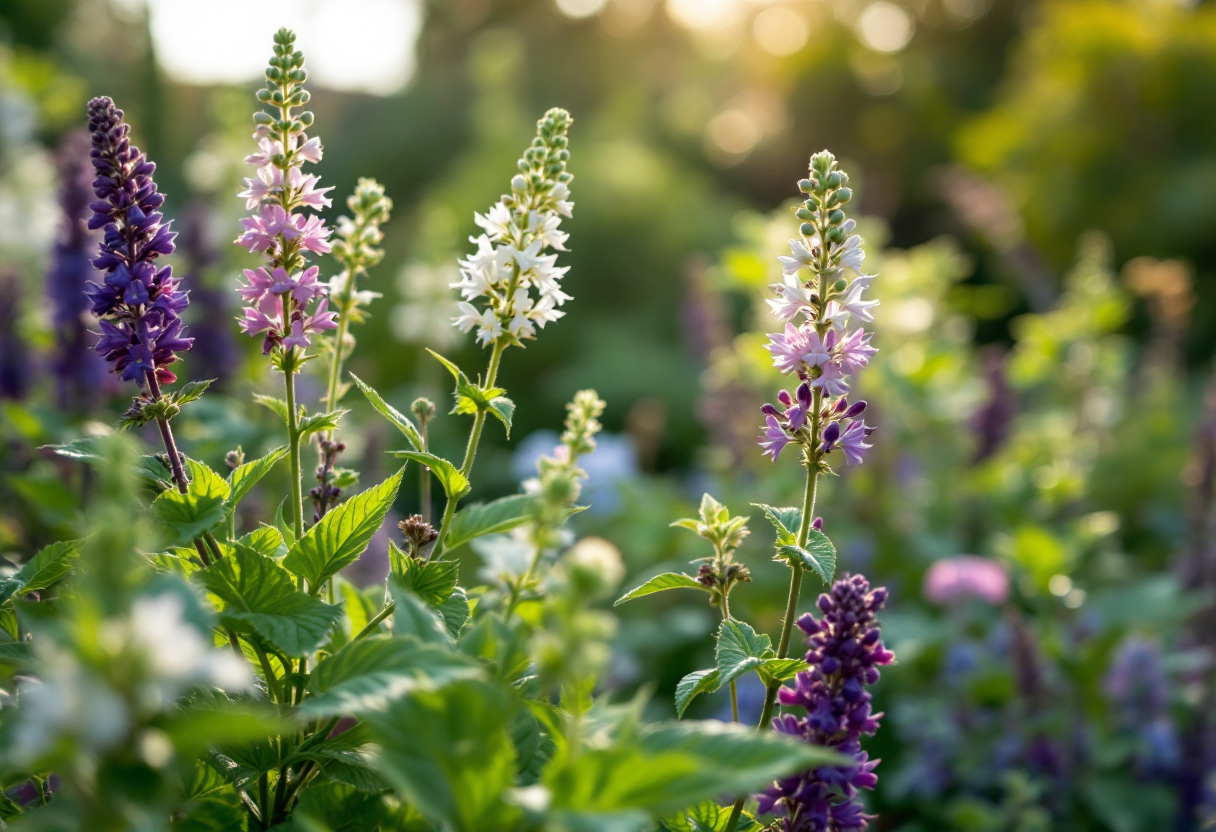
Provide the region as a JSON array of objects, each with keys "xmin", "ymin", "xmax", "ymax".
[
  {"xmin": 353, "ymin": 602, "xmax": 395, "ymax": 640},
  {"xmin": 420, "ymin": 418, "xmax": 432, "ymax": 523},
  {"xmin": 721, "ymin": 594, "xmax": 740, "ymax": 723},
  {"xmin": 258, "ymin": 773, "xmax": 270, "ymax": 830},
  {"xmin": 284, "ymin": 358, "xmax": 305, "ymax": 546},
  {"xmin": 724, "ymin": 456, "xmax": 820, "ymax": 832},
  {"xmin": 433, "ymin": 339, "xmax": 507, "ymax": 554},
  {"xmin": 325, "ymin": 314, "xmax": 350, "ymax": 418}
]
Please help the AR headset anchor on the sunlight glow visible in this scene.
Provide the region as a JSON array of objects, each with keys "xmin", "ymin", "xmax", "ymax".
[{"xmin": 146, "ymin": 0, "xmax": 422, "ymax": 96}]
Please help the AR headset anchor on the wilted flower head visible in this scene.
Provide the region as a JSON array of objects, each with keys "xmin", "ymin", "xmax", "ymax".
[
  {"xmin": 85, "ymin": 96, "xmax": 191, "ymax": 387},
  {"xmin": 922, "ymin": 556, "xmax": 1010, "ymax": 606},
  {"xmin": 451, "ymin": 108, "xmax": 574, "ymax": 346}
]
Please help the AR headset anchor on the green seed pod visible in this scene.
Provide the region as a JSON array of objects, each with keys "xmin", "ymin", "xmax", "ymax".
[
  {"xmin": 836, "ymin": 187, "xmax": 852, "ymax": 204},
  {"xmin": 796, "ymin": 206, "xmax": 814, "ymax": 221},
  {"xmin": 828, "ymin": 209, "xmax": 846, "ymax": 225},
  {"xmin": 826, "ymin": 226, "xmax": 846, "ymax": 245},
  {"xmin": 833, "ymin": 277, "xmax": 848, "ymax": 293},
  {"xmin": 798, "ymin": 178, "xmax": 814, "ymax": 193},
  {"xmin": 256, "ymin": 88, "xmax": 273, "ymax": 103},
  {"xmin": 800, "ymin": 222, "xmax": 815, "ymax": 237},
  {"xmin": 253, "ymin": 111, "xmax": 274, "ymax": 125}
]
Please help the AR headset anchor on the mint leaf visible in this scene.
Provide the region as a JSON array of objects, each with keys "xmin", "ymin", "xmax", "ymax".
[
  {"xmin": 349, "ymin": 373, "xmax": 423, "ymax": 451},
  {"xmin": 615, "ymin": 573, "xmax": 708, "ymax": 606},
  {"xmin": 394, "ymin": 451, "xmax": 470, "ymax": 500},
  {"xmin": 776, "ymin": 529, "xmax": 836, "ymax": 585},
  {"xmin": 675, "ymin": 668, "xmax": 720, "ymax": 718},
  {"xmin": 715, "ymin": 620, "xmax": 773, "ymax": 688},
  {"xmin": 151, "ymin": 459, "xmax": 230, "ymax": 545},
  {"xmin": 446, "ymin": 494, "xmax": 537, "ymax": 550},
  {"xmin": 753, "ymin": 503, "xmax": 801, "ymax": 546},
  {"xmin": 227, "ymin": 446, "xmax": 288, "ymax": 508}
]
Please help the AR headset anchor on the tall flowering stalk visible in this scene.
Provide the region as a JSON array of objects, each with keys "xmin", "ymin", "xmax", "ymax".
[
  {"xmin": 313, "ymin": 178, "xmax": 392, "ymax": 521},
  {"xmin": 84, "ymin": 97, "xmax": 198, "ymax": 506},
  {"xmin": 430, "ymin": 108, "xmax": 575, "ymax": 556},
  {"xmin": 725, "ymin": 151, "xmax": 880, "ymax": 831},
  {"xmin": 757, "ymin": 574, "xmax": 894, "ymax": 831},
  {"xmin": 235, "ymin": 28, "xmax": 336, "ymax": 541}
]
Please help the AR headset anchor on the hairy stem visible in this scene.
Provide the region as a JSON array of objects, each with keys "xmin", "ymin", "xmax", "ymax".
[
  {"xmin": 433, "ymin": 338, "xmax": 507, "ymax": 554},
  {"xmin": 354, "ymin": 601, "xmax": 396, "ymax": 640},
  {"xmin": 283, "ymin": 359, "xmax": 305, "ymax": 545}
]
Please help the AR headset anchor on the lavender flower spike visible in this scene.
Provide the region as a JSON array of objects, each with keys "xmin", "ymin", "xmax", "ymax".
[
  {"xmin": 85, "ymin": 96, "xmax": 191, "ymax": 387},
  {"xmin": 757, "ymin": 573, "xmax": 895, "ymax": 831}
]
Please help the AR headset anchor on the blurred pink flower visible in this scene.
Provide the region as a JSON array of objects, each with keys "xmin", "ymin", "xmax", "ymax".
[{"xmin": 923, "ymin": 556, "xmax": 1009, "ymax": 605}]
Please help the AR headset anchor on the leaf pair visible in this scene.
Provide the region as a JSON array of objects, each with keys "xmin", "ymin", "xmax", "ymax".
[
  {"xmin": 674, "ymin": 620, "xmax": 806, "ymax": 717},
  {"xmin": 150, "ymin": 450, "xmax": 287, "ymax": 546},
  {"xmin": 754, "ymin": 503, "xmax": 836, "ymax": 585},
  {"xmin": 0, "ymin": 539, "xmax": 80, "ymax": 606},
  {"xmin": 428, "ymin": 349, "xmax": 515, "ymax": 437}
]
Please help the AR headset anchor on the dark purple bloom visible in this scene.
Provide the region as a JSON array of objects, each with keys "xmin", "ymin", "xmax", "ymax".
[
  {"xmin": 178, "ymin": 200, "xmax": 237, "ymax": 389},
  {"xmin": 47, "ymin": 130, "xmax": 111, "ymax": 409},
  {"xmin": 85, "ymin": 96, "xmax": 191, "ymax": 388},
  {"xmin": 0, "ymin": 269, "xmax": 29, "ymax": 400},
  {"xmin": 757, "ymin": 573, "xmax": 894, "ymax": 831}
]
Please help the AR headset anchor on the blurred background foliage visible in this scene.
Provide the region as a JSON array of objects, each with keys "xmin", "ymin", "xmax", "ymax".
[{"xmin": 0, "ymin": 0, "xmax": 1214, "ymax": 829}]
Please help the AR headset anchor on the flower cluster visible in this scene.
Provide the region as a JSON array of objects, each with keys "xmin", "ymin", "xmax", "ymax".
[
  {"xmin": 48, "ymin": 130, "xmax": 108, "ymax": 407},
  {"xmin": 758, "ymin": 151, "xmax": 877, "ymax": 465},
  {"xmin": 672, "ymin": 494, "xmax": 752, "ymax": 608},
  {"xmin": 328, "ymin": 176, "xmax": 392, "ymax": 327},
  {"xmin": 452, "ymin": 108, "xmax": 574, "ymax": 346},
  {"xmin": 758, "ymin": 573, "xmax": 895, "ymax": 831},
  {"xmin": 84, "ymin": 97, "xmax": 192, "ymax": 388},
  {"xmin": 235, "ymin": 28, "xmax": 336, "ymax": 355}
]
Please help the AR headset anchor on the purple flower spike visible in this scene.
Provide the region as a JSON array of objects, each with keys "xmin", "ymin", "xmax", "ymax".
[
  {"xmin": 757, "ymin": 573, "xmax": 894, "ymax": 831},
  {"xmin": 85, "ymin": 96, "xmax": 191, "ymax": 388}
]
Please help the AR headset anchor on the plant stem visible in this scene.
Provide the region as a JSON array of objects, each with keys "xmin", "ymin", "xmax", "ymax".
[
  {"xmin": 433, "ymin": 339, "xmax": 507, "ymax": 555},
  {"xmin": 283, "ymin": 358, "xmax": 305, "ymax": 546},
  {"xmin": 420, "ymin": 417, "xmax": 431, "ymax": 523},
  {"xmin": 724, "ymin": 455, "xmax": 820, "ymax": 832},
  {"xmin": 721, "ymin": 595, "xmax": 740, "ymax": 723},
  {"xmin": 258, "ymin": 773, "xmax": 270, "ymax": 830},
  {"xmin": 354, "ymin": 602, "xmax": 396, "ymax": 640}
]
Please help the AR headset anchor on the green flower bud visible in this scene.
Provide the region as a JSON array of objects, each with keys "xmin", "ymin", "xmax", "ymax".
[
  {"xmin": 798, "ymin": 178, "xmax": 814, "ymax": 193},
  {"xmin": 833, "ymin": 277, "xmax": 848, "ymax": 293},
  {"xmin": 828, "ymin": 209, "xmax": 846, "ymax": 225},
  {"xmin": 800, "ymin": 222, "xmax": 815, "ymax": 237},
  {"xmin": 795, "ymin": 206, "xmax": 814, "ymax": 221}
]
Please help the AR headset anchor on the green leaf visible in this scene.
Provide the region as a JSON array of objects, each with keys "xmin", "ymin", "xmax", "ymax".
[
  {"xmin": 486, "ymin": 396, "xmax": 515, "ymax": 437},
  {"xmin": 174, "ymin": 379, "xmax": 213, "ymax": 405},
  {"xmin": 758, "ymin": 657, "xmax": 806, "ymax": 684},
  {"xmin": 298, "ymin": 409, "xmax": 347, "ymax": 441},
  {"xmin": 387, "ymin": 582, "xmax": 454, "ymax": 646},
  {"xmin": 662, "ymin": 802, "xmax": 760, "ymax": 832},
  {"xmin": 285, "ymin": 726, "xmax": 389, "ymax": 795},
  {"xmin": 252, "ymin": 393, "xmax": 289, "ymax": 424},
  {"xmin": 362, "ymin": 678, "xmax": 520, "ymax": 832},
  {"xmin": 349, "ymin": 373, "xmax": 423, "ymax": 451},
  {"xmin": 395, "ymin": 557, "xmax": 460, "ymax": 607},
  {"xmin": 753, "ymin": 503, "xmax": 801, "ymax": 546},
  {"xmin": 437, "ymin": 587, "xmax": 471, "ymax": 639},
  {"xmin": 236, "ymin": 526, "xmax": 287, "ymax": 559},
  {"xmin": 427, "ymin": 348, "xmax": 466, "ymax": 384},
  {"xmin": 273, "ymin": 497, "xmax": 296, "ymax": 547},
  {"xmin": 776, "ymin": 529, "xmax": 837, "ymax": 585},
  {"xmin": 0, "ymin": 640, "xmax": 31, "ymax": 672},
  {"xmin": 15, "ymin": 539, "xmax": 80, "ymax": 594},
  {"xmin": 194, "ymin": 546, "xmax": 342, "ymax": 657},
  {"xmin": 615, "ymin": 573, "xmax": 708, "ymax": 606},
  {"xmin": 302, "ymin": 635, "xmax": 483, "ymax": 717},
  {"xmin": 394, "ymin": 451, "xmax": 470, "ymax": 499},
  {"xmin": 548, "ymin": 721, "xmax": 845, "ymax": 817},
  {"xmin": 446, "ymin": 494, "xmax": 537, "ymax": 550},
  {"xmin": 715, "ymin": 620, "xmax": 773, "ymax": 688},
  {"xmin": 227, "ymin": 446, "xmax": 288, "ymax": 508},
  {"xmin": 674, "ymin": 669, "xmax": 720, "ymax": 717},
  {"xmin": 284, "ymin": 470, "xmax": 403, "ymax": 590},
  {"xmin": 151, "ymin": 459, "xmax": 230, "ymax": 545}
]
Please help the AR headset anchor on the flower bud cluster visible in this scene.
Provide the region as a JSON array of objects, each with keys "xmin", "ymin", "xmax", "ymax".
[
  {"xmin": 758, "ymin": 152, "xmax": 877, "ymax": 466},
  {"xmin": 85, "ymin": 97, "xmax": 192, "ymax": 388},
  {"xmin": 329, "ymin": 177, "xmax": 392, "ymax": 326},
  {"xmin": 235, "ymin": 28, "xmax": 336, "ymax": 356},
  {"xmin": 452, "ymin": 108, "xmax": 575, "ymax": 346},
  {"xmin": 758, "ymin": 573, "xmax": 895, "ymax": 831},
  {"xmin": 672, "ymin": 493, "xmax": 752, "ymax": 608}
]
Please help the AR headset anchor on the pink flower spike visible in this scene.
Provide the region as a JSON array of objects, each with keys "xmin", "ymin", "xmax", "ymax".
[
  {"xmin": 237, "ymin": 267, "xmax": 275, "ymax": 304},
  {"xmin": 297, "ymin": 135, "xmax": 323, "ymax": 163},
  {"xmin": 758, "ymin": 414, "xmax": 793, "ymax": 462},
  {"xmin": 765, "ymin": 323, "xmax": 810, "ymax": 375},
  {"xmin": 291, "ymin": 266, "xmax": 327, "ymax": 305},
  {"xmin": 810, "ymin": 359, "xmax": 850, "ymax": 398},
  {"xmin": 839, "ymin": 328, "xmax": 878, "ymax": 373},
  {"xmin": 238, "ymin": 307, "xmax": 279, "ymax": 336},
  {"xmin": 295, "ymin": 214, "xmax": 332, "ymax": 254},
  {"xmin": 307, "ymin": 298, "xmax": 338, "ymax": 332}
]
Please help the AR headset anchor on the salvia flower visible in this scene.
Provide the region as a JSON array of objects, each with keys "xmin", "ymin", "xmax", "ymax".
[
  {"xmin": 757, "ymin": 152, "xmax": 877, "ymax": 468},
  {"xmin": 235, "ymin": 28, "xmax": 336, "ymax": 356},
  {"xmin": 451, "ymin": 108, "xmax": 574, "ymax": 346},
  {"xmin": 758, "ymin": 573, "xmax": 895, "ymax": 831},
  {"xmin": 85, "ymin": 96, "xmax": 192, "ymax": 387}
]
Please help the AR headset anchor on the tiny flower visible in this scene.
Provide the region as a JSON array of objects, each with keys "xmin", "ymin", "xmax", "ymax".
[
  {"xmin": 768, "ymin": 274, "xmax": 816, "ymax": 323},
  {"xmin": 838, "ymin": 420, "xmax": 873, "ymax": 465},
  {"xmin": 786, "ymin": 382, "xmax": 813, "ymax": 431},
  {"xmin": 838, "ymin": 328, "xmax": 878, "ymax": 373},
  {"xmin": 765, "ymin": 323, "xmax": 811, "ymax": 375},
  {"xmin": 759, "ymin": 413, "xmax": 793, "ymax": 462},
  {"xmin": 778, "ymin": 238, "xmax": 816, "ymax": 276}
]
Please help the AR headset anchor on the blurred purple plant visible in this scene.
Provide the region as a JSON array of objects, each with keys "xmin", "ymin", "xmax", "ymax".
[
  {"xmin": 85, "ymin": 96, "xmax": 192, "ymax": 388},
  {"xmin": 1105, "ymin": 636, "xmax": 1180, "ymax": 776},
  {"xmin": 758, "ymin": 573, "xmax": 895, "ymax": 831},
  {"xmin": 0, "ymin": 269, "xmax": 29, "ymax": 400},
  {"xmin": 923, "ymin": 556, "xmax": 1010, "ymax": 606},
  {"xmin": 178, "ymin": 200, "xmax": 237, "ymax": 389}
]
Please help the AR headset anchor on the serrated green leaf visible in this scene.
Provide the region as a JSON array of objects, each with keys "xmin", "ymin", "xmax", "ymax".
[
  {"xmin": 753, "ymin": 503, "xmax": 802, "ymax": 546},
  {"xmin": 615, "ymin": 572, "xmax": 708, "ymax": 606},
  {"xmin": 298, "ymin": 409, "xmax": 347, "ymax": 441},
  {"xmin": 236, "ymin": 526, "xmax": 287, "ymax": 559},
  {"xmin": 349, "ymin": 373, "xmax": 424, "ymax": 451},
  {"xmin": 173, "ymin": 379, "xmax": 214, "ymax": 405},
  {"xmin": 194, "ymin": 546, "xmax": 341, "ymax": 657},
  {"xmin": 227, "ymin": 446, "xmax": 287, "ymax": 508},
  {"xmin": 446, "ymin": 494, "xmax": 537, "ymax": 550},
  {"xmin": 151, "ymin": 459, "xmax": 230, "ymax": 545},
  {"xmin": 272, "ymin": 497, "xmax": 296, "ymax": 547},
  {"xmin": 388, "ymin": 584, "xmax": 454, "ymax": 646},
  {"xmin": 437, "ymin": 587, "xmax": 471, "ymax": 638},
  {"xmin": 394, "ymin": 451, "xmax": 470, "ymax": 499},
  {"xmin": 758, "ymin": 657, "xmax": 806, "ymax": 685},
  {"xmin": 716, "ymin": 620, "xmax": 773, "ymax": 688},
  {"xmin": 675, "ymin": 668, "xmax": 720, "ymax": 717},
  {"xmin": 395, "ymin": 557, "xmax": 460, "ymax": 607},
  {"xmin": 302, "ymin": 635, "xmax": 483, "ymax": 717},
  {"xmin": 662, "ymin": 802, "xmax": 760, "ymax": 832},
  {"xmin": 776, "ymin": 529, "xmax": 836, "ymax": 585},
  {"xmin": 284, "ymin": 470, "xmax": 403, "ymax": 591},
  {"xmin": 363, "ymin": 678, "xmax": 519, "ymax": 832},
  {"xmin": 426, "ymin": 349, "xmax": 466, "ymax": 384},
  {"xmin": 252, "ymin": 394, "xmax": 290, "ymax": 424},
  {"xmin": 486, "ymin": 396, "xmax": 515, "ymax": 437},
  {"xmin": 15, "ymin": 539, "xmax": 80, "ymax": 595}
]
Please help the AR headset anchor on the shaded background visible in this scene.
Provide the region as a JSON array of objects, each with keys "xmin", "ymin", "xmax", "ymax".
[{"xmin": 1, "ymin": 0, "xmax": 1214, "ymax": 829}]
